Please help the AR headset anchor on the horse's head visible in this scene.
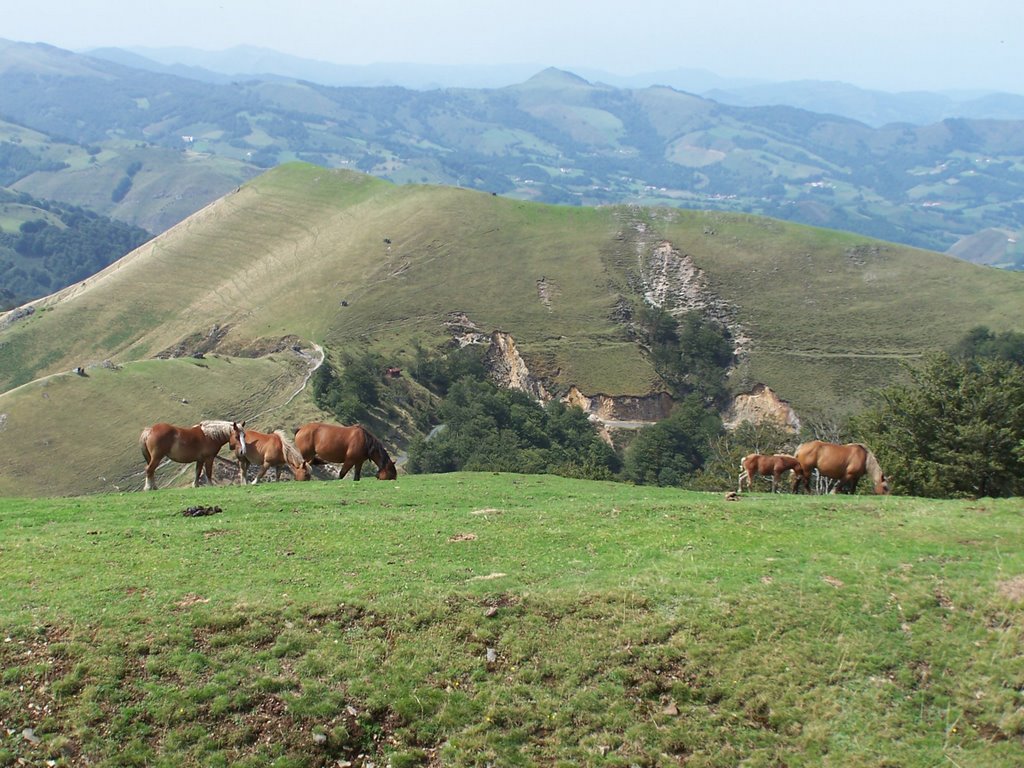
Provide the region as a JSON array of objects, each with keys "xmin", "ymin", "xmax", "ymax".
[
  {"xmin": 875, "ymin": 474, "xmax": 892, "ymax": 495},
  {"xmin": 229, "ymin": 421, "xmax": 247, "ymax": 456},
  {"xmin": 293, "ymin": 460, "xmax": 312, "ymax": 481},
  {"xmin": 377, "ymin": 459, "xmax": 398, "ymax": 480}
]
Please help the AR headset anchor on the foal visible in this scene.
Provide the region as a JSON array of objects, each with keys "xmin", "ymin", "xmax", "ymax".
[
  {"xmin": 229, "ymin": 422, "xmax": 311, "ymax": 484},
  {"xmin": 738, "ymin": 453, "xmax": 802, "ymax": 493}
]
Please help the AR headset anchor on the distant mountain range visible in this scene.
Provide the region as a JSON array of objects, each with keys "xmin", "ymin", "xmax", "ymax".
[
  {"xmin": 1, "ymin": 38, "xmax": 1023, "ymax": 282},
  {"xmin": 92, "ymin": 44, "xmax": 1024, "ymax": 128}
]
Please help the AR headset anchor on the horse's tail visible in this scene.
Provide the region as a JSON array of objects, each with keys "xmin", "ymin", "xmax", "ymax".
[
  {"xmin": 275, "ymin": 430, "xmax": 305, "ymax": 468},
  {"xmin": 139, "ymin": 427, "xmax": 152, "ymax": 463}
]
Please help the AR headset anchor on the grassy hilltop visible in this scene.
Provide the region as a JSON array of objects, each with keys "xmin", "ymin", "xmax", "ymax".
[
  {"xmin": 1, "ymin": 475, "xmax": 1021, "ymax": 766},
  {"xmin": 1, "ymin": 163, "xmax": 1023, "ymax": 495}
]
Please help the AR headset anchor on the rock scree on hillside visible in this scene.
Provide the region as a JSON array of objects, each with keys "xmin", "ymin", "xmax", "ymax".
[{"xmin": 723, "ymin": 384, "xmax": 801, "ymax": 433}]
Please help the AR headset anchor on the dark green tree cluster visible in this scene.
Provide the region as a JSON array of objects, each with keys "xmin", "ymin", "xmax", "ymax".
[
  {"xmin": 310, "ymin": 351, "xmax": 385, "ymax": 424},
  {"xmin": 854, "ymin": 352, "xmax": 1024, "ymax": 498},
  {"xmin": 952, "ymin": 325, "xmax": 1024, "ymax": 365},
  {"xmin": 620, "ymin": 396, "xmax": 723, "ymax": 486},
  {"xmin": 635, "ymin": 306, "xmax": 734, "ymax": 407},
  {"xmin": 0, "ymin": 141, "xmax": 69, "ymax": 185},
  {"xmin": 405, "ymin": 377, "xmax": 620, "ymax": 479},
  {"xmin": 111, "ymin": 160, "xmax": 144, "ymax": 203},
  {"xmin": 0, "ymin": 192, "xmax": 151, "ymax": 307},
  {"xmin": 408, "ymin": 342, "xmax": 488, "ymax": 397}
]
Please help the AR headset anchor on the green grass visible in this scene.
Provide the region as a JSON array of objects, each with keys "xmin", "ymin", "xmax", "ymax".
[{"xmin": 1, "ymin": 474, "xmax": 1021, "ymax": 766}]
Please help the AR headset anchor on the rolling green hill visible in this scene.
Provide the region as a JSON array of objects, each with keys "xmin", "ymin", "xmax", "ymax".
[{"xmin": 1, "ymin": 163, "xmax": 1022, "ymax": 496}]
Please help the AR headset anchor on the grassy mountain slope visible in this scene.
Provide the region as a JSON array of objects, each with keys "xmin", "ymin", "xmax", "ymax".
[{"xmin": 1, "ymin": 163, "xmax": 1022, "ymax": 495}]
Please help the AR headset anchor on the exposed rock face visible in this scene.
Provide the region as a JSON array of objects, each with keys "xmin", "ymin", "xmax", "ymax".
[
  {"xmin": 484, "ymin": 331, "xmax": 550, "ymax": 401},
  {"xmin": 563, "ymin": 386, "xmax": 673, "ymax": 423},
  {"xmin": 452, "ymin": 319, "xmax": 671, "ymax": 426},
  {"xmin": 446, "ymin": 311, "xmax": 489, "ymax": 347},
  {"xmin": 637, "ymin": 238, "xmax": 749, "ymax": 355},
  {"xmin": 724, "ymin": 384, "xmax": 801, "ymax": 433}
]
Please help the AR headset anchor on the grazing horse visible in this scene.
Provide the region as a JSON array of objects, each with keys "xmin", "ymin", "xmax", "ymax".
[
  {"xmin": 294, "ymin": 422, "xmax": 397, "ymax": 480},
  {"xmin": 229, "ymin": 422, "xmax": 311, "ymax": 484},
  {"xmin": 792, "ymin": 440, "xmax": 890, "ymax": 495},
  {"xmin": 738, "ymin": 453, "xmax": 802, "ymax": 493},
  {"xmin": 139, "ymin": 420, "xmax": 234, "ymax": 490}
]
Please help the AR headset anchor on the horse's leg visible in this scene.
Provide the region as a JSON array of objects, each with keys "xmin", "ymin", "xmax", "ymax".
[
  {"xmin": 143, "ymin": 449, "xmax": 160, "ymax": 491},
  {"xmin": 204, "ymin": 458, "xmax": 216, "ymax": 486},
  {"xmin": 253, "ymin": 464, "xmax": 270, "ymax": 484},
  {"xmin": 144, "ymin": 460, "xmax": 159, "ymax": 491},
  {"xmin": 338, "ymin": 461, "xmax": 354, "ymax": 480},
  {"xmin": 237, "ymin": 458, "xmax": 249, "ymax": 485},
  {"xmin": 771, "ymin": 472, "xmax": 779, "ymax": 493},
  {"xmin": 737, "ymin": 469, "xmax": 748, "ymax": 494}
]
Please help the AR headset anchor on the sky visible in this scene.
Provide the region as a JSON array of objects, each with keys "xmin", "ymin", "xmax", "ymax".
[{"xmin": 5, "ymin": 0, "xmax": 1024, "ymax": 93}]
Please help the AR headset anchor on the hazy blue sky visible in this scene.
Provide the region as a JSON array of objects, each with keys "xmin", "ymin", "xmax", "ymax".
[{"xmin": 6, "ymin": 0, "xmax": 1023, "ymax": 93}]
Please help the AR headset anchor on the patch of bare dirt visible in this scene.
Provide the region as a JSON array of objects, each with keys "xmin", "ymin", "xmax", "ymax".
[
  {"xmin": 174, "ymin": 593, "xmax": 211, "ymax": 609},
  {"xmin": 996, "ymin": 575, "xmax": 1024, "ymax": 603}
]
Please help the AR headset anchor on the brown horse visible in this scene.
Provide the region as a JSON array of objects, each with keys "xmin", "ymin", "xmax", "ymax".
[
  {"xmin": 792, "ymin": 440, "xmax": 890, "ymax": 495},
  {"xmin": 229, "ymin": 422, "xmax": 311, "ymax": 484},
  {"xmin": 738, "ymin": 453, "xmax": 803, "ymax": 493},
  {"xmin": 294, "ymin": 422, "xmax": 397, "ymax": 480},
  {"xmin": 139, "ymin": 420, "xmax": 234, "ymax": 490}
]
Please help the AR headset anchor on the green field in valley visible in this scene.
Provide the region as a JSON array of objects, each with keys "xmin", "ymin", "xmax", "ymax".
[{"xmin": 1, "ymin": 473, "xmax": 1021, "ymax": 766}]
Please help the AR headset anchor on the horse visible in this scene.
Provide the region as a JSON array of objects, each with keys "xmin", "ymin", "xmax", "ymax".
[
  {"xmin": 791, "ymin": 440, "xmax": 890, "ymax": 495},
  {"xmin": 228, "ymin": 421, "xmax": 311, "ymax": 484},
  {"xmin": 139, "ymin": 420, "xmax": 234, "ymax": 490},
  {"xmin": 293, "ymin": 422, "xmax": 398, "ymax": 480},
  {"xmin": 738, "ymin": 453, "xmax": 803, "ymax": 493}
]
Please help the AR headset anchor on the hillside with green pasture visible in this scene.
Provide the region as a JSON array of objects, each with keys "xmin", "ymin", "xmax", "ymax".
[
  {"xmin": 1, "ymin": 163, "xmax": 1023, "ymax": 495},
  {"xmin": 1, "ymin": 475, "xmax": 1021, "ymax": 766}
]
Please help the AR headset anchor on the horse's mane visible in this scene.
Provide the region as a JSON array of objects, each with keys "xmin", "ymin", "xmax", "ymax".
[
  {"xmin": 861, "ymin": 446, "xmax": 885, "ymax": 484},
  {"xmin": 197, "ymin": 420, "xmax": 234, "ymax": 442},
  {"xmin": 275, "ymin": 430, "xmax": 305, "ymax": 467},
  {"xmin": 361, "ymin": 426, "xmax": 391, "ymax": 466}
]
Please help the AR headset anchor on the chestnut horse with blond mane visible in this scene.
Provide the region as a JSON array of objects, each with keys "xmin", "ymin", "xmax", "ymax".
[
  {"xmin": 791, "ymin": 440, "xmax": 890, "ymax": 495},
  {"xmin": 139, "ymin": 420, "xmax": 234, "ymax": 490},
  {"xmin": 229, "ymin": 421, "xmax": 311, "ymax": 484},
  {"xmin": 738, "ymin": 453, "xmax": 802, "ymax": 493},
  {"xmin": 294, "ymin": 422, "xmax": 397, "ymax": 480}
]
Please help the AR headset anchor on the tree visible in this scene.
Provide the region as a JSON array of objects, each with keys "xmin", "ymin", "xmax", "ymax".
[
  {"xmin": 853, "ymin": 353, "xmax": 1024, "ymax": 498},
  {"xmin": 622, "ymin": 395, "xmax": 722, "ymax": 486},
  {"xmin": 952, "ymin": 325, "xmax": 1024, "ymax": 365},
  {"xmin": 634, "ymin": 306, "xmax": 735, "ymax": 407},
  {"xmin": 405, "ymin": 377, "xmax": 618, "ymax": 479}
]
